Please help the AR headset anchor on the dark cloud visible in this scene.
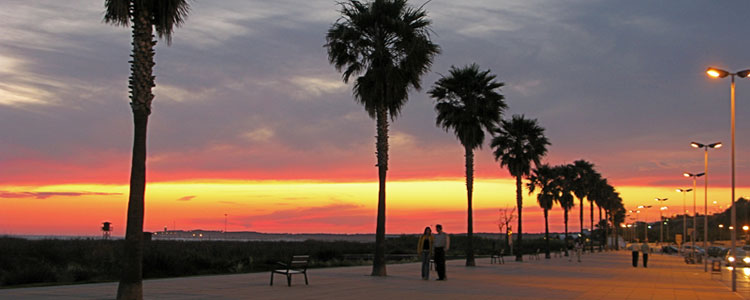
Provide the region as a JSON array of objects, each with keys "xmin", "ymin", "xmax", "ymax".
[
  {"xmin": 0, "ymin": 190, "xmax": 121, "ymax": 199},
  {"xmin": 1, "ymin": 0, "xmax": 750, "ymax": 188}
]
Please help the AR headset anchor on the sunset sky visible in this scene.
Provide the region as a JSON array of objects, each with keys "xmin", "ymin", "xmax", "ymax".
[{"xmin": 2, "ymin": 0, "xmax": 750, "ymax": 236}]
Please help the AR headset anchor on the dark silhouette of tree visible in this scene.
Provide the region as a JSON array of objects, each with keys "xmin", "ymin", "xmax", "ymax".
[
  {"xmin": 104, "ymin": 1, "xmax": 190, "ymax": 299},
  {"xmin": 430, "ymin": 63, "xmax": 505, "ymax": 266},
  {"xmin": 491, "ymin": 115, "xmax": 549, "ymax": 261},
  {"xmin": 590, "ymin": 178, "xmax": 614, "ymax": 251},
  {"xmin": 556, "ymin": 164, "xmax": 577, "ymax": 256},
  {"xmin": 572, "ymin": 159, "xmax": 599, "ymax": 252},
  {"xmin": 497, "ymin": 206, "xmax": 515, "ymax": 253},
  {"xmin": 528, "ymin": 164, "xmax": 557, "ymax": 259},
  {"xmin": 325, "ymin": 0, "xmax": 439, "ymax": 276}
]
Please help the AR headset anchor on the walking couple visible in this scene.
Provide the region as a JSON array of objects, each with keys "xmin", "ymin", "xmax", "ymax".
[{"xmin": 418, "ymin": 224, "xmax": 450, "ymax": 280}]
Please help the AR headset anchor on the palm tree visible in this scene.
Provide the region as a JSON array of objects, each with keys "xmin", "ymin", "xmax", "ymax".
[
  {"xmin": 326, "ymin": 0, "xmax": 440, "ymax": 276},
  {"xmin": 612, "ymin": 199, "xmax": 625, "ymax": 250},
  {"xmin": 104, "ymin": 1, "xmax": 189, "ymax": 299},
  {"xmin": 556, "ymin": 164, "xmax": 576, "ymax": 256},
  {"xmin": 590, "ymin": 178, "xmax": 613, "ymax": 251},
  {"xmin": 572, "ymin": 159, "xmax": 598, "ymax": 252},
  {"xmin": 528, "ymin": 164, "xmax": 557, "ymax": 259},
  {"xmin": 491, "ymin": 115, "xmax": 549, "ymax": 261},
  {"xmin": 430, "ymin": 63, "xmax": 505, "ymax": 266}
]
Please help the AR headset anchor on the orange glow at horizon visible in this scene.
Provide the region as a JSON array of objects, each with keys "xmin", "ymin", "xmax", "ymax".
[{"xmin": 1, "ymin": 180, "xmax": 748, "ymax": 237}]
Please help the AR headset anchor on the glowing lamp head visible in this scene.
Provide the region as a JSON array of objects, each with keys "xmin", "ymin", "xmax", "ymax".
[
  {"xmin": 706, "ymin": 67, "xmax": 729, "ymax": 78},
  {"xmin": 738, "ymin": 69, "xmax": 750, "ymax": 78},
  {"xmin": 719, "ymin": 224, "xmax": 724, "ymax": 228},
  {"xmin": 710, "ymin": 142, "xmax": 723, "ymax": 149},
  {"xmin": 729, "ymin": 256, "xmax": 736, "ymax": 262},
  {"xmin": 691, "ymin": 142, "xmax": 703, "ymax": 148},
  {"xmin": 744, "ymin": 257, "xmax": 750, "ymax": 264},
  {"xmin": 683, "ymin": 172, "xmax": 691, "ymax": 177},
  {"xmin": 744, "ymin": 225, "xmax": 749, "ymax": 231}
]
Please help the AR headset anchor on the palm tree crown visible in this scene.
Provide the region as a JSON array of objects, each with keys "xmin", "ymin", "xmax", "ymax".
[
  {"xmin": 491, "ymin": 115, "xmax": 550, "ymax": 178},
  {"xmin": 326, "ymin": 0, "xmax": 440, "ymax": 118},
  {"xmin": 431, "ymin": 64, "xmax": 506, "ymax": 150}
]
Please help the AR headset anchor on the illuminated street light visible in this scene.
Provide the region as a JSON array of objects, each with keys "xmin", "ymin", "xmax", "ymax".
[
  {"xmin": 691, "ymin": 141, "xmax": 721, "ymax": 272},
  {"xmin": 706, "ymin": 66, "xmax": 750, "ymax": 291}
]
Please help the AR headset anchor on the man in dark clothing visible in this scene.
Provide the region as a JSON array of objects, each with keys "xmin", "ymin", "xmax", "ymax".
[{"xmin": 433, "ymin": 224, "xmax": 450, "ymax": 280}]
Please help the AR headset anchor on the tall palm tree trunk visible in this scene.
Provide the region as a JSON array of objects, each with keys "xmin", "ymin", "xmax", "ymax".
[
  {"xmin": 579, "ymin": 198, "xmax": 584, "ymax": 241},
  {"xmin": 598, "ymin": 205, "xmax": 603, "ymax": 251},
  {"xmin": 464, "ymin": 146, "xmax": 475, "ymax": 266},
  {"xmin": 515, "ymin": 176, "xmax": 523, "ymax": 262},
  {"xmin": 544, "ymin": 208, "xmax": 550, "ymax": 259},
  {"xmin": 590, "ymin": 202, "xmax": 594, "ymax": 252},
  {"xmin": 564, "ymin": 209, "xmax": 569, "ymax": 256},
  {"xmin": 117, "ymin": 4, "xmax": 154, "ymax": 300},
  {"xmin": 372, "ymin": 106, "xmax": 389, "ymax": 276},
  {"xmin": 612, "ymin": 211, "xmax": 619, "ymax": 250},
  {"xmin": 603, "ymin": 210, "xmax": 609, "ymax": 251}
]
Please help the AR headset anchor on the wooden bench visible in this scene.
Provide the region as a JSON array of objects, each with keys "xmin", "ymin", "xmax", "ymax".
[{"xmin": 270, "ymin": 255, "xmax": 309, "ymax": 286}]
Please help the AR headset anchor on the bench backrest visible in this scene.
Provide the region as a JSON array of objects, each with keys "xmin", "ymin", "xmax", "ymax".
[{"xmin": 290, "ymin": 255, "xmax": 309, "ymax": 270}]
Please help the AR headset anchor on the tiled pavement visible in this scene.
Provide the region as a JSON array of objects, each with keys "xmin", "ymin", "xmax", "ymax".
[{"xmin": 0, "ymin": 250, "xmax": 743, "ymax": 299}]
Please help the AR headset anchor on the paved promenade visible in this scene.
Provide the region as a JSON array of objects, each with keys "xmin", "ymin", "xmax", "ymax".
[{"xmin": 1, "ymin": 250, "xmax": 742, "ymax": 299}]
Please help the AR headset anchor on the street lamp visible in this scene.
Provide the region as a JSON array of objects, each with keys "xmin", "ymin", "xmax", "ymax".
[
  {"xmin": 706, "ymin": 67, "xmax": 749, "ymax": 291},
  {"xmin": 684, "ymin": 172, "xmax": 705, "ymax": 260},
  {"xmin": 659, "ymin": 205, "xmax": 668, "ymax": 245},
  {"xmin": 719, "ymin": 224, "xmax": 725, "ymax": 240},
  {"xmin": 691, "ymin": 141, "xmax": 721, "ymax": 272},
  {"xmin": 655, "ymin": 198, "xmax": 668, "ymax": 244},
  {"xmin": 676, "ymin": 188, "xmax": 693, "ymax": 246},
  {"xmin": 638, "ymin": 205, "xmax": 652, "ymax": 242}
]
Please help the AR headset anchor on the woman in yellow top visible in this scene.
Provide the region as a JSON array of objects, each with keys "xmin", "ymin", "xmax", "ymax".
[{"xmin": 417, "ymin": 227, "xmax": 434, "ymax": 280}]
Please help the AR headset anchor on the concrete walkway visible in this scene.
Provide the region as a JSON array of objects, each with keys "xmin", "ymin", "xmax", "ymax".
[{"xmin": 1, "ymin": 251, "xmax": 742, "ymax": 299}]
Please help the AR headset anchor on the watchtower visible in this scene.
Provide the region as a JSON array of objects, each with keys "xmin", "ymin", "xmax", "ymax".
[{"xmin": 102, "ymin": 221, "xmax": 112, "ymax": 239}]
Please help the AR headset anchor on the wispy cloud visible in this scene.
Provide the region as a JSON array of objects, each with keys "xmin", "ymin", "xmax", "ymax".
[
  {"xmin": 177, "ymin": 195, "xmax": 196, "ymax": 201},
  {"xmin": 0, "ymin": 190, "xmax": 121, "ymax": 199}
]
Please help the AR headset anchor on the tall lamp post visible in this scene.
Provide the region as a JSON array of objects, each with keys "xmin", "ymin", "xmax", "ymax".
[
  {"xmin": 655, "ymin": 198, "xmax": 668, "ymax": 244},
  {"xmin": 638, "ymin": 205, "xmax": 652, "ymax": 242},
  {"xmin": 691, "ymin": 141, "xmax": 721, "ymax": 272},
  {"xmin": 684, "ymin": 172, "xmax": 705, "ymax": 261},
  {"xmin": 706, "ymin": 67, "xmax": 749, "ymax": 291},
  {"xmin": 659, "ymin": 205, "xmax": 668, "ymax": 244},
  {"xmin": 676, "ymin": 188, "xmax": 693, "ymax": 246}
]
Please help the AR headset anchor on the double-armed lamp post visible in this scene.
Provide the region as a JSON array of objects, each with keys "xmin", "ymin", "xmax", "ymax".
[
  {"xmin": 684, "ymin": 172, "xmax": 704, "ymax": 260},
  {"xmin": 655, "ymin": 198, "xmax": 668, "ymax": 244},
  {"xmin": 638, "ymin": 205, "xmax": 652, "ymax": 242},
  {"xmin": 706, "ymin": 67, "xmax": 749, "ymax": 291},
  {"xmin": 676, "ymin": 188, "xmax": 692, "ymax": 246},
  {"xmin": 691, "ymin": 141, "xmax": 721, "ymax": 272}
]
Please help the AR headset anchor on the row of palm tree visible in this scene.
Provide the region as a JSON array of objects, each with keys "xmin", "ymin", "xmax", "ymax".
[
  {"xmin": 104, "ymin": 2, "xmax": 626, "ymax": 297},
  {"xmin": 528, "ymin": 163, "xmax": 626, "ymax": 259},
  {"xmin": 326, "ymin": 0, "xmax": 627, "ymax": 270}
]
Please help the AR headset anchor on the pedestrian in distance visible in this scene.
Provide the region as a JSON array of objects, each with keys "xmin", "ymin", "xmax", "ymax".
[
  {"xmin": 417, "ymin": 226, "xmax": 434, "ymax": 280},
  {"xmin": 641, "ymin": 241, "xmax": 650, "ymax": 268},
  {"xmin": 574, "ymin": 238, "xmax": 583, "ymax": 263},
  {"xmin": 433, "ymin": 224, "xmax": 450, "ymax": 280},
  {"xmin": 630, "ymin": 242, "xmax": 640, "ymax": 267}
]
